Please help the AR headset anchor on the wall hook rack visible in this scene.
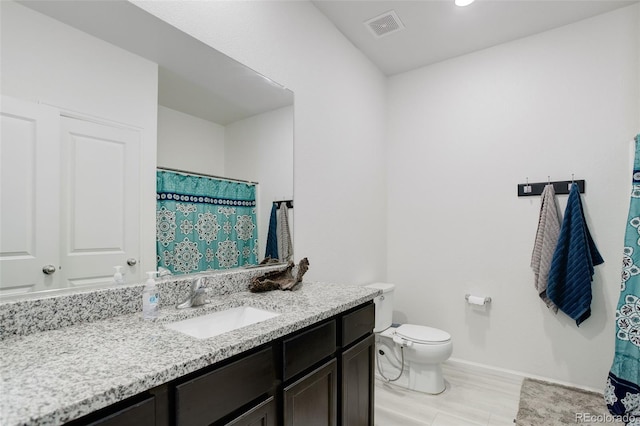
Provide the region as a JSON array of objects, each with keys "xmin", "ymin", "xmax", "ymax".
[
  {"xmin": 517, "ymin": 179, "xmax": 585, "ymax": 197},
  {"xmin": 274, "ymin": 199, "xmax": 293, "ymax": 209}
]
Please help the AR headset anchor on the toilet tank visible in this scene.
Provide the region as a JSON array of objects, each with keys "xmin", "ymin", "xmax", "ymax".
[{"xmin": 364, "ymin": 283, "xmax": 395, "ymax": 332}]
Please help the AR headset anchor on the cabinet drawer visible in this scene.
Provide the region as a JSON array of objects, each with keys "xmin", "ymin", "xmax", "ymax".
[
  {"xmin": 85, "ymin": 396, "xmax": 155, "ymax": 426},
  {"xmin": 283, "ymin": 320, "xmax": 336, "ymax": 381},
  {"xmin": 340, "ymin": 303, "xmax": 374, "ymax": 348},
  {"xmin": 175, "ymin": 347, "xmax": 276, "ymax": 426}
]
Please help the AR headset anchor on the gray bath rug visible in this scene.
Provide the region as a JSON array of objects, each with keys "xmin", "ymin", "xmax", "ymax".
[{"xmin": 516, "ymin": 378, "xmax": 623, "ymax": 425}]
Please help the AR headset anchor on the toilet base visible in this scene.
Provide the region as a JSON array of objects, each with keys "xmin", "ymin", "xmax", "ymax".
[
  {"xmin": 407, "ymin": 361, "xmax": 446, "ymax": 394},
  {"xmin": 375, "ymin": 350, "xmax": 447, "ymax": 394},
  {"xmin": 375, "ymin": 329, "xmax": 450, "ymax": 395}
]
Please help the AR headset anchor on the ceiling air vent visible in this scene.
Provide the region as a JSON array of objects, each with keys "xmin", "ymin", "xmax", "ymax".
[{"xmin": 364, "ymin": 10, "xmax": 405, "ymax": 39}]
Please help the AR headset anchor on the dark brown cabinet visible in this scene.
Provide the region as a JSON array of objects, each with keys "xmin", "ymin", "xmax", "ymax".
[
  {"xmin": 280, "ymin": 318, "xmax": 338, "ymax": 426},
  {"xmin": 338, "ymin": 302, "xmax": 375, "ymax": 426},
  {"xmin": 65, "ymin": 301, "xmax": 374, "ymax": 426}
]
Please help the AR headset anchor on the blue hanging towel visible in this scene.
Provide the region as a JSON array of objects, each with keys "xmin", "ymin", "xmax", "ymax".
[
  {"xmin": 265, "ymin": 203, "xmax": 279, "ymax": 260},
  {"xmin": 547, "ymin": 182, "xmax": 604, "ymax": 326},
  {"xmin": 606, "ymin": 134, "xmax": 640, "ymax": 420}
]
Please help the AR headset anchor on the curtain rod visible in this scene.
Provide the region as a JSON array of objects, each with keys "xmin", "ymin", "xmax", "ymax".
[{"xmin": 157, "ymin": 167, "xmax": 258, "ymax": 185}]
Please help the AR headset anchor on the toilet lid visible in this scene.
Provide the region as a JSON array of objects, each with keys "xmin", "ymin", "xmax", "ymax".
[{"xmin": 395, "ymin": 324, "xmax": 451, "ymax": 344}]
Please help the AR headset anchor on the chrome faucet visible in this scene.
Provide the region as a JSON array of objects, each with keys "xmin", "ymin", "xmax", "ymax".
[{"xmin": 176, "ymin": 276, "xmax": 209, "ymax": 309}]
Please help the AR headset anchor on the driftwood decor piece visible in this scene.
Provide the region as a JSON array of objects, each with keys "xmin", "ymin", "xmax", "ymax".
[{"xmin": 250, "ymin": 258, "xmax": 309, "ymax": 293}]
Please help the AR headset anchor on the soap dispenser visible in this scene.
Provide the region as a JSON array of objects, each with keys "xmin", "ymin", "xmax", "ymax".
[
  {"xmin": 142, "ymin": 271, "xmax": 159, "ymax": 320},
  {"xmin": 113, "ymin": 266, "xmax": 125, "ymax": 285}
]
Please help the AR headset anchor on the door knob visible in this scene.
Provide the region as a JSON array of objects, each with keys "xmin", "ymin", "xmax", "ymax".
[
  {"xmin": 127, "ymin": 258, "xmax": 137, "ymax": 266},
  {"xmin": 42, "ymin": 265, "xmax": 56, "ymax": 275}
]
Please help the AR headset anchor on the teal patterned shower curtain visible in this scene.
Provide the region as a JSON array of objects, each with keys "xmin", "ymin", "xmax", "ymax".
[
  {"xmin": 606, "ymin": 135, "xmax": 640, "ymax": 423},
  {"xmin": 156, "ymin": 170, "xmax": 258, "ymax": 274}
]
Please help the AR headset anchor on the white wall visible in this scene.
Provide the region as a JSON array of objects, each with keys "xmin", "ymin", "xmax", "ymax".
[
  {"xmin": 387, "ymin": 5, "xmax": 639, "ymax": 390},
  {"xmin": 157, "ymin": 105, "xmax": 226, "ymax": 176},
  {"xmin": 1, "ymin": 1, "xmax": 158, "ymax": 284},
  {"xmin": 135, "ymin": 1, "xmax": 388, "ymax": 284},
  {"xmin": 226, "ymin": 106, "xmax": 294, "ymax": 261},
  {"xmin": 0, "ymin": 2, "xmax": 157, "ymax": 127}
]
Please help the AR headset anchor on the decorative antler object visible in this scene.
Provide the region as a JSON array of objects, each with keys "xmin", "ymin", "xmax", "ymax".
[{"xmin": 250, "ymin": 258, "xmax": 309, "ymax": 293}]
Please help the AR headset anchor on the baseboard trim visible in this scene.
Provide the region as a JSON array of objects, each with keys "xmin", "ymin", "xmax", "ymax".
[{"xmin": 445, "ymin": 357, "xmax": 603, "ymax": 394}]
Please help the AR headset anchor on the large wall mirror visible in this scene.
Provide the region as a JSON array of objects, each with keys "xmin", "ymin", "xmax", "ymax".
[{"xmin": 0, "ymin": 0, "xmax": 293, "ymax": 299}]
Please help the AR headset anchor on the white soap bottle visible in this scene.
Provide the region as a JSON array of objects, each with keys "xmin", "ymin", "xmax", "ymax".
[
  {"xmin": 113, "ymin": 266, "xmax": 125, "ymax": 285},
  {"xmin": 142, "ymin": 271, "xmax": 159, "ymax": 320}
]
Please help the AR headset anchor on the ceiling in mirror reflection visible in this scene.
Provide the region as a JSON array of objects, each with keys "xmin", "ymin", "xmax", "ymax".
[
  {"xmin": 158, "ymin": 67, "xmax": 291, "ymax": 125},
  {"xmin": 19, "ymin": 0, "xmax": 293, "ymax": 124}
]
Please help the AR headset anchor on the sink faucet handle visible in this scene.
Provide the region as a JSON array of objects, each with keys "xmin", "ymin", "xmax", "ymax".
[
  {"xmin": 176, "ymin": 277, "xmax": 209, "ymax": 309},
  {"xmin": 192, "ymin": 286, "xmax": 210, "ymax": 306},
  {"xmin": 192, "ymin": 276, "xmax": 205, "ymax": 290}
]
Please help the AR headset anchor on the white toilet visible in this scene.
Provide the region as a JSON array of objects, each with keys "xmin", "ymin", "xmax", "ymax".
[{"xmin": 365, "ymin": 282, "xmax": 453, "ymax": 394}]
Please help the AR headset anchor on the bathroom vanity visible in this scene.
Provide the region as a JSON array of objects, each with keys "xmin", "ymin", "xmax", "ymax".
[
  {"xmin": 67, "ymin": 302, "xmax": 374, "ymax": 426},
  {"xmin": 0, "ymin": 275, "xmax": 378, "ymax": 426}
]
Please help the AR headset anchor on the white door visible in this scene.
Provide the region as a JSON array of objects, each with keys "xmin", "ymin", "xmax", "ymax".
[
  {"xmin": 0, "ymin": 96, "xmax": 61, "ymax": 296},
  {"xmin": 60, "ymin": 116, "xmax": 141, "ymax": 290}
]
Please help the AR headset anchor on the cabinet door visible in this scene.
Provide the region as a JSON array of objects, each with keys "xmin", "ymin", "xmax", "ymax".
[
  {"xmin": 284, "ymin": 358, "xmax": 337, "ymax": 426},
  {"xmin": 341, "ymin": 334, "xmax": 375, "ymax": 426},
  {"xmin": 224, "ymin": 396, "xmax": 277, "ymax": 426},
  {"xmin": 59, "ymin": 116, "xmax": 141, "ymax": 289},
  {"xmin": 0, "ymin": 96, "xmax": 60, "ymax": 296}
]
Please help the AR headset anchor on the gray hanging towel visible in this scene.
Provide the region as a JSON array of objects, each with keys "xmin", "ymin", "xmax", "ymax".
[
  {"xmin": 531, "ymin": 184, "xmax": 561, "ymax": 312},
  {"xmin": 277, "ymin": 204, "xmax": 293, "ymax": 262}
]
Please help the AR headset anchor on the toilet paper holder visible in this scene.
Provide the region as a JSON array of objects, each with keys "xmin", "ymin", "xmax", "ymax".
[{"xmin": 465, "ymin": 294, "xmax": 492, "ymax": 305}]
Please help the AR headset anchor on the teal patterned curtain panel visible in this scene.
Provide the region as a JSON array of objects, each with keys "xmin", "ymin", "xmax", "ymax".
[{"xmin": 156, "ymin": 170, "xmax": 258, "ymax": 274}]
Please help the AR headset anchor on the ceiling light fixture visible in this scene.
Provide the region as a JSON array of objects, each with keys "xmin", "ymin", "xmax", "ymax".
[{"xmin": 455, "ymin": 0, "xmax": 475, "ymax": 6}]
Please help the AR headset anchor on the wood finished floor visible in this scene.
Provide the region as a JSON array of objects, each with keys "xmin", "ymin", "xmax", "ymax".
[{"xmin": 374, "ymin": 362, "xmax": 524, "ymax": 426}]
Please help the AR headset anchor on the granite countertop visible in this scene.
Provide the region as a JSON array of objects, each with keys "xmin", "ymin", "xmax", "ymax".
[{"xmin": 0, "ymin": 282, "xmax": 379, "ymax": 426}]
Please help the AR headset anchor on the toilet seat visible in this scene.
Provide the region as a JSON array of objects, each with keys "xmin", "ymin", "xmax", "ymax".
[{"xmin": 395, "ymin": 324, "xmax": 451, "ymax": 345}]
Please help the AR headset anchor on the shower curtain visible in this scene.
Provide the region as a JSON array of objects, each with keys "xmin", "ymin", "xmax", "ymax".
[
  {"xmin": 606, "ymin": 134, "xmax": 640, "ymax": 424},
  {"xmin": 156, "ymin": 170, "xmax": 258, "ymax": 274}
]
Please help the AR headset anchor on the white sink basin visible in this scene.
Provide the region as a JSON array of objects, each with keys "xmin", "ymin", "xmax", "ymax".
[{"xmin": 165, "ymin": 306, "xmax": 280, "ymax": 339}]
